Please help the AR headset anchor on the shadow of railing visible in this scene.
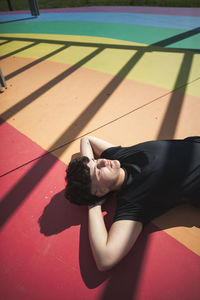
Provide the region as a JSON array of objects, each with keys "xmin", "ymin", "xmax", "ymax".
[
  {"xmin": 157, "ymin": 51, "xmax": 194, "ymax": 139},
  {"xmin": 0, "ymin": 16, "xmax": 37, "ymax": 24},
  {"xmin": 1, "ymin": 26, "xmax": 199, "ymax": 226},
  {"xmin": 0, "ymin": 27, "xmax": 199, "ymax": 126},
  {"xmin": 153, "ymin": 27, "xmax": 200, "ymax": 47},
  {"xmin": 0, "ymin": 40, "xmax": 12, "ymax": 46},
  {"xmin": 0, "ymin": 47, "xmax": 104, "ymax": 121},
  {"xmin": 0, "ymin": 47, "xmax": 145, "ymax": 227},
  {"xmin": 100, "ymin": 30, "xmax": 199, "ymax": 300},
  {"xmin": 5, "ymin": 44, "xmax": 69, "ymax": 80},
  {"xmin": 0, "ymin": 41, "xmax": 39, "ymax": 59},
  {"xmin": 0, "ymin": 25, "xmax": 199, "ymax": 299}
]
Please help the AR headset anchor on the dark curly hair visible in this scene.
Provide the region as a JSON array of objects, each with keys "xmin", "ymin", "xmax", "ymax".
[{"xmin": 65, "ymin": 156, "xmax": 101, "ymax": 206}]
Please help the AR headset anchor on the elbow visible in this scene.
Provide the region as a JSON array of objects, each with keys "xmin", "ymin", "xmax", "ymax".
[
  {"xmin": 94, "ymin": 247, "xmax": 125, "ymax": 272},
  {"xmin": 97, "ymin": 263, "xmax": 112, "ymax": 272},
  {"xmin": 96, "ymin": 259, "xmax": 117, "ymax": 272}
]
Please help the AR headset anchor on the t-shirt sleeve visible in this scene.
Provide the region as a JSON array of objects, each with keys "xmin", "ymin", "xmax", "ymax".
[
  {"xmin": 114, "ymin": 205, "xmax": 144, "ymax": 224},
  {"xmin": 113, "ymin": 196, "xmax": 150, "ymax": 225},
  {"xmin": 114, "ymin": 191, "xmax": 178, "ymax": 226}
]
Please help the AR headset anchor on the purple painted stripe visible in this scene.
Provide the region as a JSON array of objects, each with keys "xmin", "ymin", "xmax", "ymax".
[
  {"xmin": 0, "ymin": 10, "xmax": 29, "ymax": 15},
  {"xmin": 0, "ymin": 6, "xmax": 200, "ymax": 17}
]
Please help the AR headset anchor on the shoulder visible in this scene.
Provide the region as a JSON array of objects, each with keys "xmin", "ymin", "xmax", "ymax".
[{"xmin": 101, "ymin": 146, "xmax": 122, "ymax": 159}]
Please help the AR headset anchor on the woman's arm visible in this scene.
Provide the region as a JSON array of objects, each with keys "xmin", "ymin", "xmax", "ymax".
[{"xmin": 80, "ymin": 136, "xmax": 115, "ymax": 158}]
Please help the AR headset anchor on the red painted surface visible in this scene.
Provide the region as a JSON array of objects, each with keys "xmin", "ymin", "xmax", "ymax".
[
  {"xmin": 0, "ymin": 118, "xmax": 46, "ymax": 176},
  {"xmin": 0, "ymin": 121, "xmax": 200, "ymax": 300}
]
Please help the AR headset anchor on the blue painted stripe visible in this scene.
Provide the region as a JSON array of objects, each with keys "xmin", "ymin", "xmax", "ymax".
[{"xmin": 1, "ymin": 12, "xmax": 200, "ymax": 30}]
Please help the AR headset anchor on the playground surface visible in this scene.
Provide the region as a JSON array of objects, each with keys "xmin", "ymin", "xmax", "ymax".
[{"xmin": 0, "ymin": 6, "xmax": 200, "ymax": 300}]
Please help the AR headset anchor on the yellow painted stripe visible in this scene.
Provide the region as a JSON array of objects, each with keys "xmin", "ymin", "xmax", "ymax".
[
  {"xmin": 1, "ymin": 33, "xmax": 199, "ymax": 98},
  {"xmin": 0, "ymin": 33, "xmax": 145, "ymax": 46},
  {"xmin": 0, "ymin": 40, "xmax": 35, "ymax": 56},
  {"xmin": 0, "ymin": 39, "xmax": 8, "ymax": 44}
]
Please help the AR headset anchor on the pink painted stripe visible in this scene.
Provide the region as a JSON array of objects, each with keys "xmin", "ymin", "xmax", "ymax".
[{"xmin": 0, "ymin": 6, "xmax": 200, "ymax": 16}]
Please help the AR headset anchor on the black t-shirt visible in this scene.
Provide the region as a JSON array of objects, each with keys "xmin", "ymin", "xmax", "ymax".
[{"xmin": 101, "ymin": 137, "xmax": 200, "ymax": 225}]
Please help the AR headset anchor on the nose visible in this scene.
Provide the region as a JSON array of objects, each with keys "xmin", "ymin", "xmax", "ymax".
[{"xmin": 97, "ymin": 159, "xmax": 107, "ymax": 168}]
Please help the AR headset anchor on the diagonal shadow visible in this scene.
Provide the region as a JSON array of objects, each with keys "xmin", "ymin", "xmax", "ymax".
[
  {"xmin": 0, "ymin": 35, "xmax": 146, "ymax": 51},
  {"xmin": 0, "ymin": 47, "xmax": 104, "ymax": 121},
  {"xmin": 101, "ymin": 47, "xmax": 197, "ymax": 300},
  {"xmin": 153, "ymin": 27, "xmax": 198, "ymax": 140},
  {"xmin": 5, "ymin": 44, "xmax": 70, "ymax": 81},
  {"xmin": 48, "ymin": 50, "xmax": 144, "ymax": 154},
  {"xmin": 0, "ymin": 23, "xmax": 198, "ymax": 299},
  {"xmin": 0, "ymin": 48, "xmax": 151, "ymax": 296},
  {"xmin": 0, "ymin": 25, "xmax": 199, "ymax": 100},
  {"xmin": 0, "ymin": 41, "xmax": 39, "ymax": 60},
  {"xmin": 153, "ymin": 26, "xmax": 199, "ymax": 141},
  {"xmin": 0, "ymin": 40, "xmax": 12, "ymax": 46},
  {"xmin": 0, "ymin": 49, "xmax": 144, "ymax": 228},
  {"xmin": 157, "ymin": 51, "xmax": 194, "ymax": 139},
  {"xmin": 1, "ymin": 28, "xmax": 200, "ymax": 54},
  {"xmin": 98, "ymin": 29, "xmax": 198, "ymax": 300},
  {"xmin": 153, "ymin": 26, "xmax": 200, "ymax": 47},
  {"xmin": 0, "ymin": 25, "xmax": 198, "ymax": 177},
  {"xmin": 0, "ymin": 17, "xmax": 37, "ymax": 24},
  {"xmin": 0, "ymin": 25, "xmax": 198, "ymax": 227},
  {"xmin": 3, "ymin": 37, "xmax": 197, "ymax": 84},
  {"xmin": 1, "ymin": 26, "xmax": 199, "ymax": 123}
]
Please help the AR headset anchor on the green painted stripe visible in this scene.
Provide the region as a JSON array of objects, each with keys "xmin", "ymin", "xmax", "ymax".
[{"xmin": 0, "ymin": 21, "xmax": 189, "ymax": 47}]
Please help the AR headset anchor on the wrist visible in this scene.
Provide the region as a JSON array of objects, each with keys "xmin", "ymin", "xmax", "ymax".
[
  {"xmin": 88, "ymin": 203, "xmax": 102, "ymax": 211},
  {"xmin": 88, "ymin": 198, "xmax": 106, "ymax": 210}
]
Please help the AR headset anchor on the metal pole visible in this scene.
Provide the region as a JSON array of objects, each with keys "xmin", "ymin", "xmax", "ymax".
[
  {"xmin": 0, "ymin": 68, "xmax": 7, "ymax": 92},
  {"xmin": 7, "ymin": 0, "xmax": 13, "ymax": 11},
  {"xmin": 28, "ymin": 0, "xmax": 40, "ymax": 16}
]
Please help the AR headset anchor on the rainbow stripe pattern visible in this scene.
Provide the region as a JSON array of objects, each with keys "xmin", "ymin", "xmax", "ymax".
[{"xmin": 0, "ymin": 6, "xmax": 200, "ymax": 300}]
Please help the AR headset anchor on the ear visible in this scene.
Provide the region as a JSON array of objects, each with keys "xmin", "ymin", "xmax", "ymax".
[{"xmin": 95, "ymin": 187, "xmax": 109, "ymax": 197}]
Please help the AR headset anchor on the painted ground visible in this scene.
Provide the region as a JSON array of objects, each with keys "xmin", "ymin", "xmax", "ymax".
[{"xmin": 0, "ymin": 6, "xmax": 200, "ymax": 300}]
